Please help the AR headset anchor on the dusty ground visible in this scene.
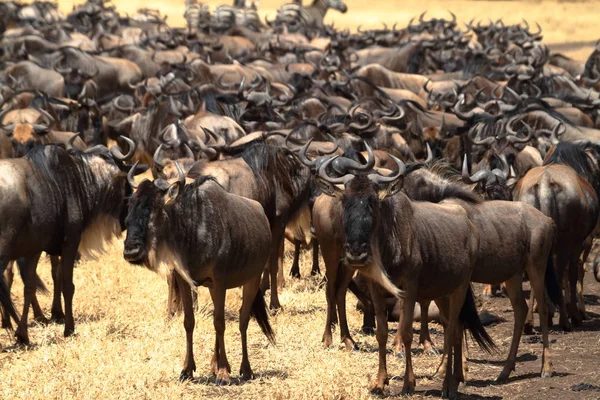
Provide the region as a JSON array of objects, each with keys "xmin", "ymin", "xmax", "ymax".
[{"xmin": 1, "ymin": 242, "xmax": 599, "ymax": 399}]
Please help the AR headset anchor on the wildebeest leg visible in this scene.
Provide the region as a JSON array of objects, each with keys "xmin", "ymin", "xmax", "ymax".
[
  {"xmin": 49, "ymin": 256, "xmax": 65, "ymax": 324},
  {"xmin": 321, "ymin": 245, "xmax": 340, "ymax": 348},
  {"xmin": 576, "ymin": 247, "xmax": 588, "ymax": 321},
  {"xmin": 419, "ymin": 300, "xmax": 438, "ymax": 354},
  {"xmin": 399, "ymin": 295, "xmax": 417, "ymax": 395},
  {"xmin": 289, "ymin": 241, "xmax": 301, "ymax": 278},
  {"xmin": 60, "ymin": 241, "xmax": 80, "ymax": 337},
  {"xmin": 497, "ymin": 274, "xmax": 528, "ymax": 383},
  {"xmin": 335, "ymin": 266, "xmax": 357, "ymax": 350},
  {"xmin": 433, "ymin": 297, "xmax": 450, "ymax": 378},
  {"xmin": 210, "ymin": 283, "xmax": 231, "ymax": 385},
  {"xmin": 277, "ymin": 239, "xmax": 285, "ymax": 290},
  {"xmin": 368, "ymin": 284, "xmax": 392, "ymax": 395},
  {"xmin": 16, "ymin": 254, "xmax": 47, "ymax": 325},
  {"xmin": 554, "ymin": 252, "xmax": 572, "ymax": 332},
  {"xmin": 239, "ymin": 276, "xmax": 261, "ymax": 381},
  {"xmin": 528, "ymin": 258, "xmax": 553, "ymax": 378},
  {"xmin": 442, "ymin": 287, "xmax": 466, "ymax": 399},
  {"xmin": 176, "ymin": 273, "xmax": 196, "ymax": 381},
  {"xmin": 1, "ymin": 260, "xmax": 14, "ymax": 329},
  {"xmin": 567, "ymin": 253, "xmax": 583, "ymax": 327},
  {"xmin": 311, "ymin": 240, "xmax": 320, "ymax": 276},
  {"xmin": 267, "ymin": 231, "xmax": 284, "ymax": 310},
  {"xmin": 15, "ymin": 256, "xmax": 40, "ymax": 345},
  {"xmin": 482, "ymin": 284, "xmax": 493, "ymax": 300}
]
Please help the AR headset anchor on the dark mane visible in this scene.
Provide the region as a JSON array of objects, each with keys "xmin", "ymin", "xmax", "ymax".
[
  {"xmin": 544, "ymin": 142, "xmax": 600, "ymax": 191},
  {"xmin": 403, "ymin": 161, "xmax": 482, "ymax": 204}
]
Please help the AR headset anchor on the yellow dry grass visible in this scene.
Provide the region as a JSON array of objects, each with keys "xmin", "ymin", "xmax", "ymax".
[{"xmin": 0, "ymin": 241, "xmax": 445, "ymax": 400}]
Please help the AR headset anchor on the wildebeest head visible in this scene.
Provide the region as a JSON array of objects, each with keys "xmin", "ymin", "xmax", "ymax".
[
  {"xmin": 123, "ymin": 161, "xmax": 185, "ymax": 264},
  {"xmin": 316, "ymin": 144, "xmax": 405, "ymax": 267}
]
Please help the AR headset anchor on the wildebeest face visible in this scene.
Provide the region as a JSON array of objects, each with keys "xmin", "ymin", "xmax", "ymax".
[
  {"xmin": 123, "ymin": 181, "xmax": 160, "ymax": 264},
  {"xmin": 342, "ymin": 177, "xmax": 378, "ymax": 267}
]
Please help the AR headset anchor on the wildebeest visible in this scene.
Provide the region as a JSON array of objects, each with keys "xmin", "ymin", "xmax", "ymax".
[
  {"xmin": 0, "ymin": 135, "xmax": 144, "ymax": 344},
  {"xmin": 314, "ymin": 150, "xmax": 494, "ymax": 397},
  {"xmin": 514, "ymin": 142, "xmax": 600, "ymax": 330},
  {"xmin": 124, "ymin": 163, "xmax": 275, "ymax": 384}
]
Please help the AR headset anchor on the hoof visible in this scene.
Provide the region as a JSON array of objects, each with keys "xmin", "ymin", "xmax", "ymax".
[
  {"xmin": 541, "ymin": 371, "xmax": 553, "ymax": 379},
  {"xmin": 496, "ymin": 371, "xmax": 510, "ymax": 384},
  {"xmin": 396, "ymin": 352, "xmax": 405, "ymax": 359},
  {"xmin": 64, "ymin": 328, "xmax": 76, "ymax": 337},
  {"xmin": 50, "ymin": 313, "xmax": 66, "ymax": 325},
  {"xmin": 523, "ymin": 323, "xmax": 535, "ymax": 335},
  {"xmin": 179, "ymin": 371, "xmax": 194, "ymax": 382},
  {"xmin": 560, "ymin": 320, "xmax": 573, "ymax": 332},
  {"xmin": 362, "ymin": 326, "xmax": 375, "ymax": 335},
  {"xmin": 215, "ymin": 369, "xmax": 230, "ymax": 386}
]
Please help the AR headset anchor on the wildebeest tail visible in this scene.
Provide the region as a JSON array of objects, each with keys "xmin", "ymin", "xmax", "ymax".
[
  {"xmin": 16, "ymin": 259, "xmax": 49, "ymax": 295},
  {"xmin": 460, "ymin": 285, "xmax": 497, "ymax": 354},
  {"xmin": 250, "ymin": 289, "xmax": 276, "ymax": 345},
  {"xmin": 0, "ymin": 275, "xmax": 20, "ymax": 329},
  {"xmin": 545, "ymin": 247, "xmax": 562, "ymax": 307}
]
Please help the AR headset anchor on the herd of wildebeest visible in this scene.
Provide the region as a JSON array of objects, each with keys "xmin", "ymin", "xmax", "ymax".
[{"xmin": 1, "ymin": 0, "xmax": 600, "ymax": 397}]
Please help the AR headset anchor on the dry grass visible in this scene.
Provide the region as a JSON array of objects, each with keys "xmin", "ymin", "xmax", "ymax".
[{"xmin": 0, "ymin": 242, "xmax": 444, "ymax": 400}]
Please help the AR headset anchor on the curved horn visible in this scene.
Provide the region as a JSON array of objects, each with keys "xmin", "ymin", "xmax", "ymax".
[
  {"xmin": 367, "ymin": 155, "xmax": 406, "ymax": 184},
  {"xmin": 318, "ymin": 156, "xmax": 354, "ymax": 185},
  {"xmin": 462, "ymin": 154, "xmax": 493, "ymax": 184},
  {"xmin": 128, "ymin": 161, "xmax": 141, "ymax": 189},
  {"xmin": 153, "ymin": 144, "xmax": 166, "ymax": 171},
  {"xmin": 66, "ymin": 132, "xmax": 80, "ymax": 152},
  {"xmin": 110, "ymin": 135, "xmax": 137, "ymax": 161}
]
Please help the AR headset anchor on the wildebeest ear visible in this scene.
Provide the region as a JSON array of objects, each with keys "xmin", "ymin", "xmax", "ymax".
[
  {"xmin": 316, "ymin": 177, "xmax": 344, "ymax": 198},
  {"xmin": 377, "ymin": 178, "xmax": 403, "ymax": 200}
]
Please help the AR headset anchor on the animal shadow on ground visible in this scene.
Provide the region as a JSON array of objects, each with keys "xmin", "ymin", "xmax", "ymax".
[
  {"xmin": 412, "ymin": 389, "xmax": 502, "ymax": 400},
  {"xmin": 190, "ymin": 369, "xmax": 288, "ymax": 386},
  {"xmin": 468, "ymin": 352, "xmax": 537, "ymax": 366},
  {"xmin": 467, "ymin": 371, "xmax": 571, "ymax": 388},
  {"xmin": 583, "ymin": 294, "xmax": 599, "ymax": 305}
]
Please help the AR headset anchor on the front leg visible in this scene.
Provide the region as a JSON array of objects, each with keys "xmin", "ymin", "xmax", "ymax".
[
  {"xmin": 61, "ymin": 239, "xmax": 81, "ymax": 337},
  {"xmin": 176, "ymin": 273, "xmax": 197, "ymax": 381},
  {"xmin": 368, "ymin": 282, "xmax": 396, "ymax": 395},
  {"xmin": 209, "ymin": 283, "xmax": 231, "ymax": 385}
]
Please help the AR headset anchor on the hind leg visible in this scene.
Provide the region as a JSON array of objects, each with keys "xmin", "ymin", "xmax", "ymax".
[
  {"xmin": 2, "ymin": 260, "xmax": 14, "ymax": 329},
  {"xmin": 320, "ymin": 243, "xmax": 341, "ymax": 348},
  {"xmin": 311, "ymin": 240, "xmax": 320, "ymax": 276},
  {"xmin": 498, "ymin": 274, "xmax": 528, "ymax": 383},
  {"xmin": 528, "ymin": 259, "xmax": 553, "ymax": 378},
  {"xmin": 289, "ymin": 241, "xmax": 301, "ymax": 278},
  {"xmin": 576, "ymin": 252, "xmax": 588, "ymax": 321},
  {"xmin": 239, "ymin": 277, "xmax": 261, "ymax": 381},
  {"xmin": 567, "ymin": 253, "xmax": 583, "ymax": 327},
  {"xmin": 49, "ymin": 256, "xmax": 65, "ymax": 324},
  {"xmin": 15, "ymin": 256, "xmax": 40, "ymax": 345},
  {"xmin": 419, "ymin": 300, "xmax": 438, "ymax": 355}
]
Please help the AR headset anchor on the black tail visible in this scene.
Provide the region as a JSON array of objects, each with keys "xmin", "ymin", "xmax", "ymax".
[
  {"xmin": 460, "ymin": 286, "xmax": 497, "ymax": 354},
  {"xmin": 0, "ymin": 275, "xmax": 20, "ymax": 330},
  {"xmin": 250, "ymin": 289, "xmax": 276, "ymax": 345},
  {"xmin": 545, "ymin": 248, "xmax": 562, "ymax": 307},
  {"xmin": 16, "ymin": 257, "xmax": 49, "ymax": 295}
]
